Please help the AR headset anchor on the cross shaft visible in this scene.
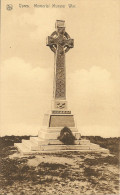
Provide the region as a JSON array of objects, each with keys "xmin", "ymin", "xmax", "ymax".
[{"xmin": 47, "ymin": 20, "xmax": 74, "ymax": 99}]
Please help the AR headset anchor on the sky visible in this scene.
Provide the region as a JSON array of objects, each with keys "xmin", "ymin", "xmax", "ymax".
[{"xmin": 0, "ymin": 0, "xmax": 120, "ymax": 137}]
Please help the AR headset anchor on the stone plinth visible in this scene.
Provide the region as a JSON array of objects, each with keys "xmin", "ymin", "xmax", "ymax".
[
  {"xmin": 14, "ymin": 108, "xmax": 108, "ymax": 155},
  {"xmin": 14, "ymin": 137, "xmax": 109, "ymax": 155},
  {"xmin": 42, "ymin": 113, "xmax": 75, "ymax": 128},
  {"xmin": 14, "ymin": 107, "xmax": 109, "ymax": 154}
]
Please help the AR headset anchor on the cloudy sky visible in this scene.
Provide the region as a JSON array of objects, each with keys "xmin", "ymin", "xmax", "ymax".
[{"xmin": 0, "ymin": 0, "xmax": 120, "ymax": 137}]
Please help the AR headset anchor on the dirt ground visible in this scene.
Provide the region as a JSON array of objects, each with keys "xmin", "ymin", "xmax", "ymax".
[{"xmin": 0, "ymin": 136, "xmax": 119, "ymax": 195}]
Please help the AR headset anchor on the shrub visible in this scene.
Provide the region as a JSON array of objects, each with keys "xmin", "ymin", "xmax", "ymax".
[{"xmin": 58, "ymin": 126, "xmax": 75, "ymax": 145}]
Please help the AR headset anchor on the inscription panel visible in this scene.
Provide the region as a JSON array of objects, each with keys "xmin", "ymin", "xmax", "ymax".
[{"xmin": 49, "ymin": 115, "xmax": 75, "ymax": 127}]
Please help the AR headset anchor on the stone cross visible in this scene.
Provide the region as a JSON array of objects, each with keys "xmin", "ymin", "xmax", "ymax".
[{"xmin": 47, "ymin": 20, "xmax": 74, "ymax": 100}]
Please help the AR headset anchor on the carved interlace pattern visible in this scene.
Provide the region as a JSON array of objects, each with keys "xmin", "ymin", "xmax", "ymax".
[
  {"xmin": 56, "ymin": 67, "xmax": 65, "ymax": 98},
  {"xmin": 47, "ymin": 23, "xmax": 74, "ymax": 99}
]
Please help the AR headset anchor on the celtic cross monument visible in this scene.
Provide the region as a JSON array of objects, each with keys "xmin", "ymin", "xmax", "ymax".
[
  {"xmin": 14, "ymin": 20, "xmax": 109, "ymax": 153},
  {"xmin": 39, "ymin": 20, "xmax": 78, "ymax": 132}
]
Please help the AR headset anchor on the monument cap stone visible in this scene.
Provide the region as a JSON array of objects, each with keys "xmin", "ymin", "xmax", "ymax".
[{"xmin": 55, "ymin": 20, "xmax": 65, "ymax": 28}]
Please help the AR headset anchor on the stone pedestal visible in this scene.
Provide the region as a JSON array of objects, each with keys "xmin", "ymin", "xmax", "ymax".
[
  {"xmin": 14, "ymin": 105, "xmax": 109, "ymax": 154},
  {"xmin": 14, "ymin": 102, "xmax": 109, "ymax": 154},
  {"xmin": 38, "ymin": 98, "xmax": 80, "ymax": 140}
]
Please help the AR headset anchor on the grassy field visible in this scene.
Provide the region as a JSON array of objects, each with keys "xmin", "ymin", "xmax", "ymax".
[{"xmin": 0, "ymin": 136, "xmax": 119, "ymax": 195}]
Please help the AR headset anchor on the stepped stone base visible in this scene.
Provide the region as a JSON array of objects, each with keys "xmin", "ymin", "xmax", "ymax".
[
  {"xmin": 14, "ymin": 136, "xmax": 109, "ymax": 155},
  {"xmin": 14, "ymin": 110, "xmax": 109, "ymax": 155}
]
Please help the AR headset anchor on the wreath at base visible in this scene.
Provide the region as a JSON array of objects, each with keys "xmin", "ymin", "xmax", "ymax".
[{"xmin": 58, "ymin": 126, "xmax": 75, "ymax": 145}]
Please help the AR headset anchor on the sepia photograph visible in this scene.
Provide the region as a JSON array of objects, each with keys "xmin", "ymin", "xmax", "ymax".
[{"xmin": 0, "ymin": 0, "xmax": 120, "ymax": 194}]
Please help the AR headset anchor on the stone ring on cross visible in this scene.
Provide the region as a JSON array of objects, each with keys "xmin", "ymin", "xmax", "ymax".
[{"xmin": 47, "ymin": 26, "xmax": 74, "ymax": 53}]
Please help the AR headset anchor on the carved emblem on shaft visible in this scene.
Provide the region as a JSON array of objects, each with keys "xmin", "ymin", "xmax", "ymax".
[{"xmin": 56, "ymin": 102, "xmax": 66, "ymax": 109}]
